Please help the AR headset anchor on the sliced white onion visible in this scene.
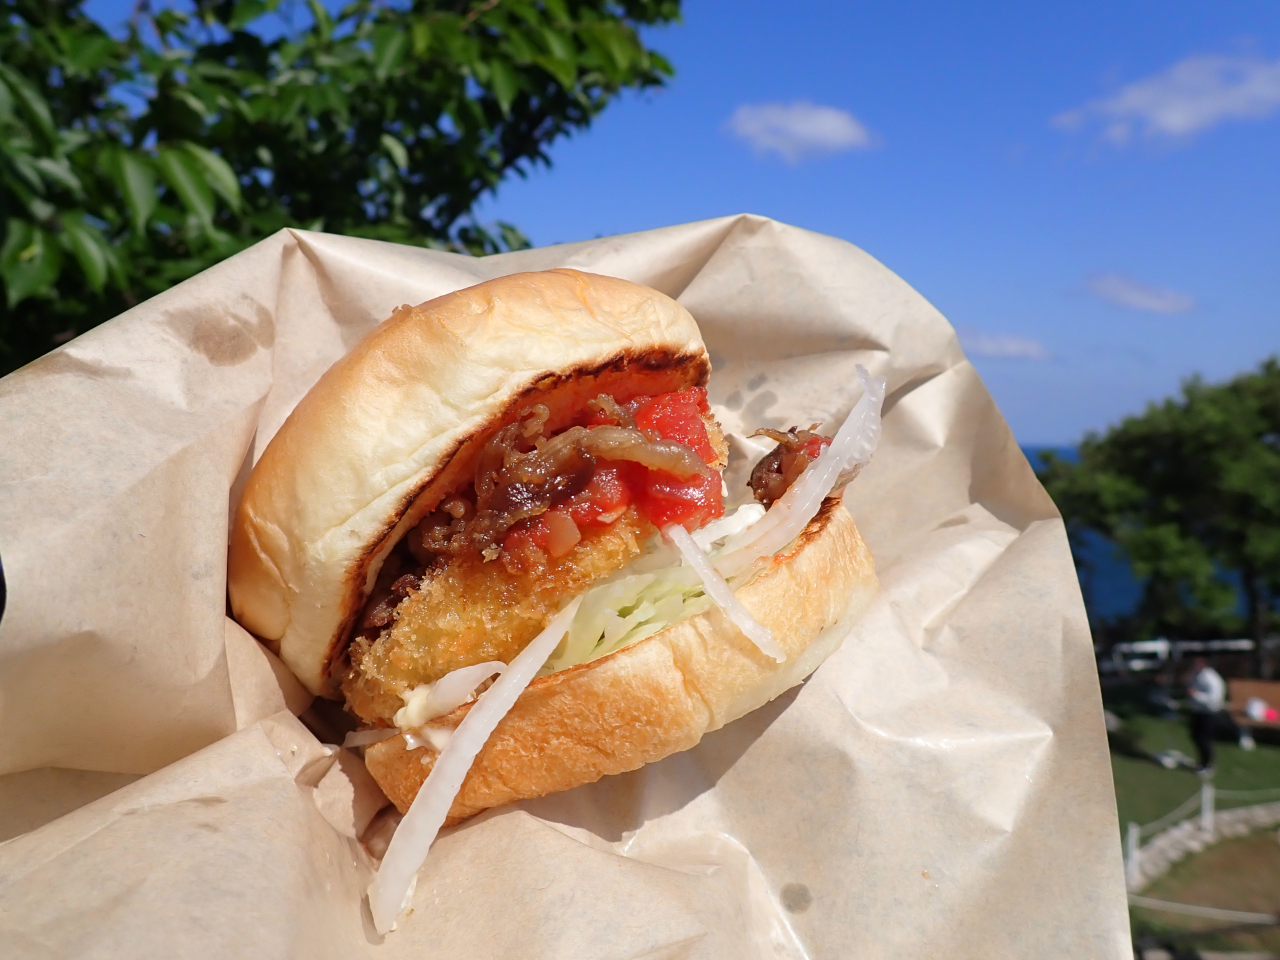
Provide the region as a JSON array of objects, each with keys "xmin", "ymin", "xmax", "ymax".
[
  {"xmin": 368, "ymin": 597, "xmax": 583, "ymax": 934},
  {"xmin": 690, "ymin": 502, "xmax": 766, "ymax": 550},
  {"xmin": 715, "ymin": 365, "xmax": 884, "ymax": 579},
  {"xmin": 393, "ymin": 661, "xmax": 507, "ymax": 730},
  {"xmin": 343, "ymin": 728, "xmax": 400, "ymax": 749},
  {"xmin": 664, "ymin": 523, "xmax": 785, "ymax": 663}
]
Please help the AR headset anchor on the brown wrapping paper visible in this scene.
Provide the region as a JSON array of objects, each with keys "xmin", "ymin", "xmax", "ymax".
[{"xmin": 0, "ymin": 215, "xmax": 1130, "ymax": 957}]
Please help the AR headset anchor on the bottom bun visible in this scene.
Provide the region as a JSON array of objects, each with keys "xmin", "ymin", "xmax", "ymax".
[{"xmin": 364, "ymin": 497, "xmax": 877, "ymax": 820}]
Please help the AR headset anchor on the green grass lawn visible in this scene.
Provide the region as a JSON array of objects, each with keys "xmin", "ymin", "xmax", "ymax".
[
  {"xmin": 1129, "ymin": 829, "xmax": 1280, "ymax": 953},
  {"xmin": 1103, "ymin": 681, "xmax": 1280, "ymax": 951},
  {"xmin": 1103, "ymin": 683, "xmax": 1280, "ymax": 828}
]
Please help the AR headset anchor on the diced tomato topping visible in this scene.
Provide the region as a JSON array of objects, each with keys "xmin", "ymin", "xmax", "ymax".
[
  {"xmin": 686, "ymin": 385, "xmax": 711, "ymax": 412},
  {"xmin": 503, "ymin": 516, "xmax": 550, "ymax": 555},
  {"xmin": 800, "ymin": 435, "xmax": 830, "ymax": 460},
  {"xmin": 567, "ymin": 464, "xmax": 633, "ymax": 527},
  {"xmin": 499, "ymin": 388, "xmax": 724, "ymax": 551},
  {"xmin": 595, "ymin": 388, "xmax": 721, "ymax": 530},
  {"xmin": 634, "ymin": 468, "xmax": 724, "ymax": 531},
  {"xmin": 632, "ymin": 387, "xmax": 716, "ymax": 464},
  {"xmin": 499, "ymin": 517, "xmax": 551, "ymax": 573},
  {"xmin": 565, "ymin": 459, "xmax": 724, "ymax": 533}
]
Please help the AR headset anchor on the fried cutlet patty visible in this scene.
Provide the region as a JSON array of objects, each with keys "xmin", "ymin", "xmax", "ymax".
[{"xmin": 343, "ymin": 506, "xmax": 655, "ymax": 723}]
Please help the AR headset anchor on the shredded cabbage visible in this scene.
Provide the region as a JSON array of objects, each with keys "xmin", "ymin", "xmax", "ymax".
[
  {"xmin": 534, "ymin": 500, "xmax": 771, "ymax": 675},
  {"xmin": 541, "ymin": 566, "xmax": 711, "ymax": 674},
  {"xmin": 665, "ymin": 523, "xmax": 784, "ymax": 662}
]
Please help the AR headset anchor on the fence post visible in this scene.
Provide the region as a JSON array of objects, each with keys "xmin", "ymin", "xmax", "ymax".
[
  {"xmin": 1200, "ymin": 781, "xmax": 1215, "ymax": 834},
  {"xmin": 1125, "ymin": 821, "xmax": 1141, "ymax": 889}
]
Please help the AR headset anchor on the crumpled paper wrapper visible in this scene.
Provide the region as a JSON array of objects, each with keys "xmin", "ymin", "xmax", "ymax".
[{"xmin": 0, "ymin": 215, "xmax": 1130, "ymax": 957}]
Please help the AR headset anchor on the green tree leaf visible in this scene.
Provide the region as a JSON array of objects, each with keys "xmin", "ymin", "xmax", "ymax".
[
  {"xmin": 0, "ymin": 74, "xmax": 14, "ymax": 122},
  {"xmin": 0, "ymin": 64, "xmax": 56, "ymax": 148},
  {"xmin": 229, "ymin": 0, "xmax": 273, "ymax": 30},
  {"xmin": 542, "ymin": 0, "xmax": 571, "ymax": 25},
  {"xmin": 1, "ymin": 220, "xmax": 63, "ymax": 307},
  {"xmin": 180, "ymin": 142, "xmax": 242, "ymax": 214},
  {"xmin": 156, "ymin": 146, "xmax": 215, "ymax": 230},
  {"xmin": 115, "ymin": 151, "xmax": 158, "ymax": 235},
  {"xmin": 539, "ymin": 25, "xmax": 575, "ymax": 63},
  {"xmin": 534, "ymin": 53, "xmax": 577, "ymax": 89},
  {"xmin": 7, "ymin": 152, "xmax": 47, "ymax": 197},
  {"xmin": 580, "ymin": 21, "xmax": 636, "ymax": 77},
  {"xmin": 305, "ymin": 0, "xmax": 333, "ymax": 43},
  {"xmin": 32, "ymin": 157, "xmax": 83, "ymax": 196},
  {"xmin": 373, "ymin": 26, "xmax": 409, "ymax": 81},
  {"xmin": 60, "ymin": 215, "xmax": 109, "ymax": 292},
  {"xmin": 380, "ymin": 133, "xmax": 409, "ymax": 172},
  {"xmin": 410, "ymin": 19, "xmax": 432, "ymax": 57},
  {"xmin": 0, "ymin": 0, "xmax": 681, "ymax": 375},
  {"xmin": 488, "ymin": 58, "xmax": 520, "ymax": 115},
  {"xmin": 61, "ymin": 31, "xmax": 115, "ymax": 73}
]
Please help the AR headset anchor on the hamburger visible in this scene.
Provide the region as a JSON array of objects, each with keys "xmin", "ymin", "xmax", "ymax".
[{"xmin": 226, "ymin": 269, "xmax": 883, "ymax": 931}]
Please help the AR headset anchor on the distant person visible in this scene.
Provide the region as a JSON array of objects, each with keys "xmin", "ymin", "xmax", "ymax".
[{"xmin": 1186, "ymin": 656, "xmax": 1226, "ymax": 775}]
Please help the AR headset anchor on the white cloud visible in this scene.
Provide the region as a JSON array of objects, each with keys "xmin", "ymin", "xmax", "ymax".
[
  {"xmin": 1054, "ymin": 53, "xmax": 1280, "ymax": 144},
  {"xmin": 727, "ymin": 101, "xmax": 874, "ymax": 162},
  {"xmin": 959, "ymin": 330, "xmax": 1050, "ymax": 360},
  {"xmin": 1086, "ymin": 273, "xmax": 1195, "ymax": 314}
]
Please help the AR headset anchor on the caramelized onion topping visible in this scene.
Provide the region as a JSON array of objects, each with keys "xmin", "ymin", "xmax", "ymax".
[
  {"xmin": 410, "ymin": 398, "xmax": 712, "ymax": 563},
  {"xmin": 748, "ymin": 424, "xmax": 862, "ymax": 507},
  {"xmin": 354, "ymin": 392, "xmax": 721, "ymax": 641},
  {"xmin": 360, "ymin": 555, "xmax": 417, "ymax": 630},
  {"xmin": 576, "ymin": 425, "xmax": 712, "ymax": 479},
  {"xmin": 586, "ymin": 394, "xmax": 636, "ymax": 428}
]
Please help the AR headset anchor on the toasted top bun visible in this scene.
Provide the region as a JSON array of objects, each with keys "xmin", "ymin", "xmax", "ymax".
[
  {"xmin": 364, "ymin": 497, "xmax": 877, "ymax": 820},
  {"xmin": 228, "ymin": 270, "xmax": 708, "ymax": 695}
]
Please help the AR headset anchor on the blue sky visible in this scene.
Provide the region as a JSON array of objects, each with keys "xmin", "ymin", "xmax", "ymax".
[{"xmin": 87, "ymin": 1, "xmax": 1280, "ymax": 445}]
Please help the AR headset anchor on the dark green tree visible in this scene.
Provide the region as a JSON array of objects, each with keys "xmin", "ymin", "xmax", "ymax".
[
  {"xmin": 1038, "ymin": 357, "xmax": 1280, "ymax": 676},
  {"xmin": 0, "ymin": 0, "xmax": 678, "ymax": 376}
]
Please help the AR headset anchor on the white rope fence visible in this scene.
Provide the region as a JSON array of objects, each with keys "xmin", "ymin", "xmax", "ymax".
[
  {"xmin": 1134, "ymin": 790, "xmax": 1204, "ymax": 841},
  {"xmin": 1215, "ymin": 785, "xmax": 1280, "ymax": 802},
  {"xmin": 1128, "ymin": 894, "xmax": 1276, "ymax": 925},
  {"xmin": 1124, "ymin": 783, "xmax": 1280, "ymax": 890}
]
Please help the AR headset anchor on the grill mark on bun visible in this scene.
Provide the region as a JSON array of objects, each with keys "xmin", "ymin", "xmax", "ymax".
[{"xmin": 781, "ymin": 495, "xmax": 844, "ymax": 559}]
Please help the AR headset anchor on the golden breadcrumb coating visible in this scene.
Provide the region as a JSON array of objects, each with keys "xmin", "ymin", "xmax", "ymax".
[{"xmin": 343, "ymin": 507, "xmax": 656, "ymax": 723}]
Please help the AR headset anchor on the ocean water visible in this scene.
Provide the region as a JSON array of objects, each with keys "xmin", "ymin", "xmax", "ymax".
[{"xmin": 1023, "ymin": 446, "xmax": 1144, "ymax": 622}]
